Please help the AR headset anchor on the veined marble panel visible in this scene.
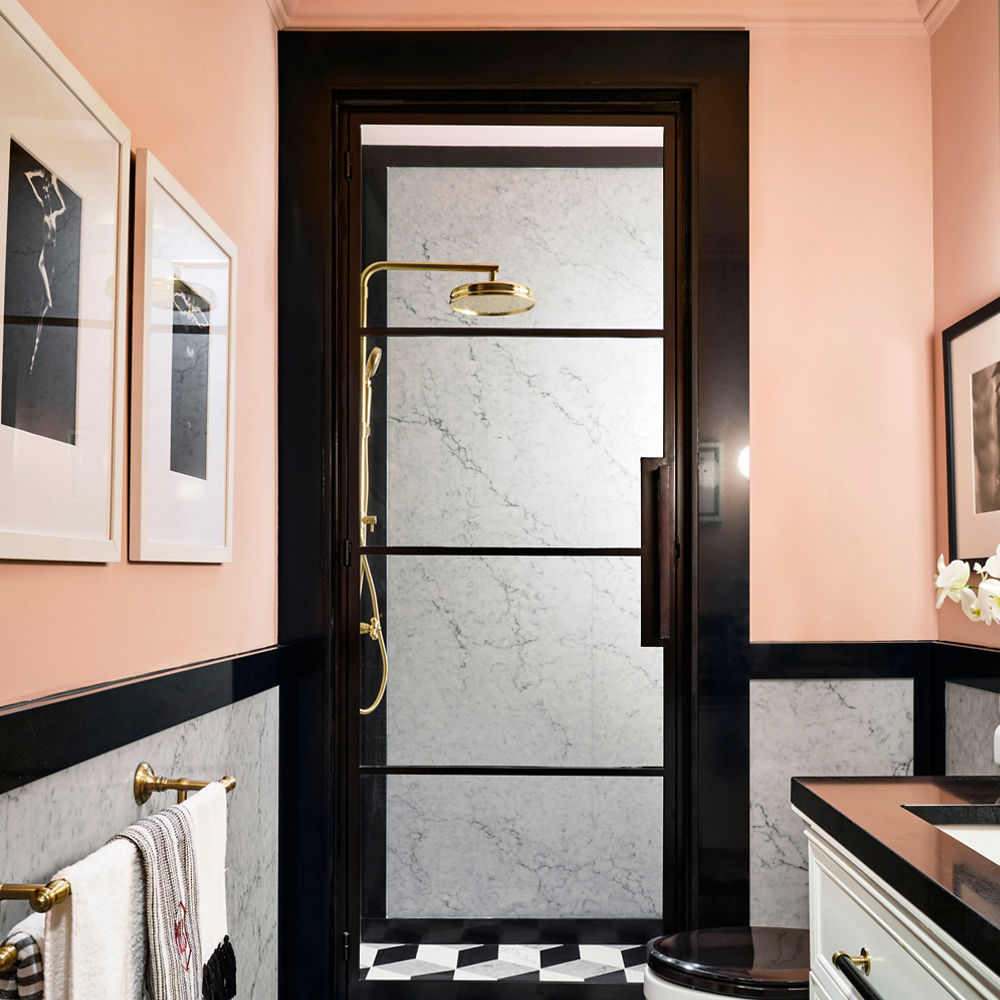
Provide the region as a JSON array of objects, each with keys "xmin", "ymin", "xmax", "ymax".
[
  {"xmin": 749, "ymin": 679, "xmax": 913, "ymax": 929},
  {"xmin": 0, "ymin": 689, "xmax": 279, "ymax": 1000},
  {"xmin": 383, "ymin": 775, "xmax": 662, "ymax": 918},
  {"xmin": 946, "ymin": 682, "xmax": 1000, "ymax": 775},
  {"xmin": 383, "ymin": 336, "xmax": 663, "ymax": 547},
  {"xmin": 384, "ymin": 166, "xmax": 663, "ymax": 330},
  {"xmin": 383, "ymin": 556, "xmax": 662, "ymax": 767}
]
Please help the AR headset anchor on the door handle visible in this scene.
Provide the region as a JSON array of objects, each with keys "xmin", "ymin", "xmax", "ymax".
[
  {"xmin": 832, "ymin": 950, "xmax": 886, "ymax": 1000},
  {"xmin": 641, "ymin": 457, "xmax": 673, "ymax": 646}
]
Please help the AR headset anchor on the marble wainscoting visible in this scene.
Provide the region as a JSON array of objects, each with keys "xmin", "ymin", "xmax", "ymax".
[
  {"xmin": 0, "ymin": 689, "xmax": 279, "ymax": 1000},
  {"xmin": 384, "ymin": 336, "xmax": 663, "ymax": 548},
  {"xmin": 383, "ymin": 774, "xmax": 662, "ymax": 919},
  {"xmin": 749, "ymin": 679, "xmax": 913, "ymax": 928},
  {"xmin": 385, "ymin": 555, "xmax": 662, "ymax": 767},
  {"xmin": 385, "ymin": 166, "xmax": 664, "ymax": 331},
  {"xmin": 946, "ymin": 681, "xmax": 1000, "ymax": 775}
]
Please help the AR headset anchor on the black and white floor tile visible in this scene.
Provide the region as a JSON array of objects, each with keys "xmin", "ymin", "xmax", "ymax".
[{"xmin": 361, "ymin": 942, "xmax": 647, "ymax": 983}]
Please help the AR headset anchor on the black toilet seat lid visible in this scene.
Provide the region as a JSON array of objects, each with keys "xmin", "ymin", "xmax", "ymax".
[{"xmin": 647, "ymin": 927, "xmax": 810, "ymax": 999}]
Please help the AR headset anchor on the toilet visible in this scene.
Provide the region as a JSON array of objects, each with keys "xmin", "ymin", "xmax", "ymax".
[{"xmin": 644, "ymin": 926, "xmax": 809, "ymax": 999}]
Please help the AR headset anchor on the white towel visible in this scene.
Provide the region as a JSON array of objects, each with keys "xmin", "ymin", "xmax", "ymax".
[
  {"xmin": 180, "ymin": 784, "xmax": 236, "ymax": 999},
  {"xmin": 0, "ymin": 911, "xmax": 45, "ymax": 998},
  {"xmin": 44, "ymin": 839, "xmax": 144, "ymax": 1000}
]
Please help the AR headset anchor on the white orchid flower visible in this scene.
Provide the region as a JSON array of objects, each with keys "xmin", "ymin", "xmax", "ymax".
[
  {"xmin": 960, "ymin": 589, "xmax": 985, "ymax": 622},
  {"xmin": 978, "ymin": 578, "xmax": 1000, "ymax": 624},
  {"xmin": 982, "ymin": 544, "xmax": 1000, "ymax": 578},
  {"xmin": 935, "ymin": 555, "xmax": 971, "ymax": 608}
]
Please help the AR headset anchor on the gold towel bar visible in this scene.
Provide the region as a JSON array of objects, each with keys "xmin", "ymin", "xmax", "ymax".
[
  {"xmin": 0, "ymin": 878, "xmax": 72, "ymax": 914},
  {"xmin": 0, "ymin": 944, "xmax": 16, "ymax": 971},
  {"xmin": 133, "ymin": 761, "xmax": 236, "ymax": 805}
]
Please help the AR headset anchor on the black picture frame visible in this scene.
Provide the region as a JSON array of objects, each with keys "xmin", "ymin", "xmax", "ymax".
[{"xmin": 943, "ymin": 294, "xmax": 1000, "ymax": 562}]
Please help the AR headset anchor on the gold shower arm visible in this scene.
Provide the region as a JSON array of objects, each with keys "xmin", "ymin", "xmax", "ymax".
[{"xmin": 360, "ymin": 260, "xmax": 498, "ymax": 329}]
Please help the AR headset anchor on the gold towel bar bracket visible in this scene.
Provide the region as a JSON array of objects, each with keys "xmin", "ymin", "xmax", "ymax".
[
  {"xmin": 133, "ymin": 761, "xmax": 236, "ymax": 805},
  {"xmin": 0, "ymin": 878, "xmax": 71, "ymax": 914}
]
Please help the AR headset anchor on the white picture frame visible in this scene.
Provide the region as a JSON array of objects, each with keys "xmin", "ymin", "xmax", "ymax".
[
  {"xmin": 0, "ymin": 0, "xmax": 129, "ymax": 561},
  {"xmin": 130, "ymin": 149, "xmax": 236, "ymax": 563}
]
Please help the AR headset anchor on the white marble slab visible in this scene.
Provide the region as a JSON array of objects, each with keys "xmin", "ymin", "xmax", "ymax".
[
  {"xmin": 382, "ymin": 336, "xmax": 663, "ymax": 547},
  {"xmin": 384, "ymin": 774, "xmax": 662, "ymax": 918},
  {"xmin": 749, "ymin": 679, "xmax": 913, "ymax": 928},
  {"xmin": 384, "ymin": 166, "xmax": 663, "ymax": 330},
  {"xmin": 946, "ymin": 682, "xmax": 1000, "ymax": 775},
  {"xmin": 0, "ymin": 690, "xmax": 279, "ymax": 1000},
  {"xmin": 384, "ymin": 555, "xmax": 662, "ymax": 767}
]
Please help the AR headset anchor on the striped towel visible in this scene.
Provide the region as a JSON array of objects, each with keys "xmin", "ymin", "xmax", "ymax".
[
  {"xmin": 116, "ymin": 806, "xmax": 202, "ymax": 1000},
  {"xmin": 0, "ymin": 912, "xmax": 44, "ymax": 999}
]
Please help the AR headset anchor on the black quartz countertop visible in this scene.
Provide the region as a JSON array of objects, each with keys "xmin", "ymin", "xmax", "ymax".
[{"xmin": 792, "ymin": 776, "xmax": 1000, "ymax": 978}]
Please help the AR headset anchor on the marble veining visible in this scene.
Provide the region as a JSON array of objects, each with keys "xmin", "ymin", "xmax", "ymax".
[
  {"xmin": 0, "ymin": 690, "xmax": 279, "ymax": 1000},
  {"xmin": 384, "ymin": 555, "xmax": 662, "ymax": 767},
  {"xmin": 946, "ymin": 682, "xmax": 1000, "ymax": 776},
  {"xmin": 385, "ymin": 166, "xmax": 663, "ymax": 330},
  {"xmin": 749, "ymin": 679, "xmax": 913, "ymax": 928},
  {"xmin": 383, "ymin": 336, "xmax": 662, "ymax": 548},
  {"xmin": 384, "ymin": 775, "xmax": 662, "ymax": 918}
]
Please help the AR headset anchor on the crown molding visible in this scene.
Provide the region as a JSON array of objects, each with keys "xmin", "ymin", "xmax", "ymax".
[
  {"xmin": 277, "ymin": 0, "xmax": 932, "ymax": 33},
  {"xmin": 265, "ymin": 0, "xmax": 291, "ymax": 28},
  {"xmin": 921, "ymin": 0, "xmax": 961, "ymax": 35}
]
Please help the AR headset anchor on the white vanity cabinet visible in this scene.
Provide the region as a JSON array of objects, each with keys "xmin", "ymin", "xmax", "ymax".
[{"xmin": 805, "ymin": 826, "xmax": 1000, "ymax": 1000}]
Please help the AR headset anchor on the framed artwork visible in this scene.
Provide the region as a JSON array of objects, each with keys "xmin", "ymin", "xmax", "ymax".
[
  {"xmin": 130, "ymin": 149, "xmax": 236, "ymax": 563},
  {"xmin": 943, "ymin": 294, "xmax": 1000, "ymax": 561},
  {"xmin": 0, "ymin": 0, "xmax": 129, "ymax": 561}
]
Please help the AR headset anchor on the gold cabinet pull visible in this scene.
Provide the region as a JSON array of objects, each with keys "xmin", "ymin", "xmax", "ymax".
[{"xmin": 832, "ymin": 948, "xmax": 871, "ymax": 975}]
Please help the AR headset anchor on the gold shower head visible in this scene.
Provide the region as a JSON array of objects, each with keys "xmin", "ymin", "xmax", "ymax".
[{"xmin": 449, "ymin": 279, "xmax": 535, "ymax": 317}]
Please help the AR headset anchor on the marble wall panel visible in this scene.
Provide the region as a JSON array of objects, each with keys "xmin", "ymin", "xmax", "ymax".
[
  {"xmin": 383, "ymin": 336, "xmax": 663, "ymax": 548},
  {"xmin": 946, "ymin": 681, "xmax": 1000, "ymax": 775},
  {"xmin": 0, "ymin": 689, "xmax": 279, "ymax": 1000},
  {"xmin": 749, "ymin": 679, "xmax": 913, "ymax": 928},
  {"xmin": 384, "ymin": 556, "xmax": 662, "ymax": 767},
  {"xmin": 383, "ymin": 774, "xmax": 662, "ymax": 918},
  {"xmin": 384, "ymin": 166, "xmax": 663, "ymax": 330}
]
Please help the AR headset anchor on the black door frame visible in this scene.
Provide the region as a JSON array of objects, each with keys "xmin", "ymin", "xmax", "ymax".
[{"xmin": 278, "ymin": 30, "xmax": 749, "ymax": 1000}]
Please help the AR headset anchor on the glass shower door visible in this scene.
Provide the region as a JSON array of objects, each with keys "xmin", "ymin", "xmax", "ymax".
[{"xmin": 349, "ymin": 117, "xmax": 677, "ymax": 986}]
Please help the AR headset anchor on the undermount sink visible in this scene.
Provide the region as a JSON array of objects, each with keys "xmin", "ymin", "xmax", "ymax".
[{"xmin": 904, "ymin": 803, "xmax": 1000, "ymax": 867}]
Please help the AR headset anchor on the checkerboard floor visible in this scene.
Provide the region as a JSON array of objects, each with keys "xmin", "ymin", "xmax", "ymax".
[{"xmin": 361, "ymin": 942, "xmax": 647, "ymax": 983}]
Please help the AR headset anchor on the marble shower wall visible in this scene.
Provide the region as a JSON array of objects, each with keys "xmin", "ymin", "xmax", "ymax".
[
  {"xmin": 749, "ymin": 679, "xmax": 913, "ymax": 928},
  {"xmin": 374, "ymin": 161, "xmax": 667, "ymax": 918},
  {"xmin": 384, "ymin": 336, "xmax": 663, "ymax": 548},
  {"xmin": 384, "ymin": 165, "xmax": 663, "ymax": 330},
  {"xmin": 384, "ymin": 774, "xmax": 662, "ymax": 919},
  {"xmin": 0, "ymin": 689, "xmax": 279, "ymax": 1000},
  {"xmin": 385, "ymin": 555, "xmax": 662, "ymax": 767},
  {"xmin": 946, "ymin": 681, "xmax": 1000, "ymax": 775}
]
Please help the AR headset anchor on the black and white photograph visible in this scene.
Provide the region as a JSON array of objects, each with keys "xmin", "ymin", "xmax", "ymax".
[
  {"xmin": 971, "ymin": 360, "xmax": 1000, "ymax": 514},
  {"xmin": 0, "ymin": 1, "xmax": 128, "ymax": 562},
  {"xmin": 1, "ymin": 138, "xmax": 82, "ymax": 445},
  {"xmin": 944, "ymin": 296, "xmax": 1000, "ymax": 561},
  {"xmin": 130, "ymin": 149, "xmax": 236, "ymax": 563},
  {"xmin": 170, "ymin": 278, "xmax": 211, "ymax": 480}
]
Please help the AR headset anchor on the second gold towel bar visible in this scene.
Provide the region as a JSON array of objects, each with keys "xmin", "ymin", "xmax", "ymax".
[{"xmin": 133, "ymin": 761, "xmax": 236, "ymax": 805}]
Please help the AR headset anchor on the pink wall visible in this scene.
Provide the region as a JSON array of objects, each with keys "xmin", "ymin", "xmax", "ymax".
[
  {"xmin": 931, "ymin": 0, "xmax": 1000, "ymax": 645},
  {"xmin": 749, "ymin": 32, "xmax": 936, "ymax": 640},
  {"xmin": 0, "ymin": 0, "xmax": 278, "ymax": 703}
]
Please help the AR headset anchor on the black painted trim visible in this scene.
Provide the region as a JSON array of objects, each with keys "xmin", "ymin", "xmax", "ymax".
[
  {"xmin": 0, "ymin": 640, "xmax": 319, "ymax": 795},
  {"xmin": 362, "ymin": 766, "xmax": 665, "ymax": 776},
  {"xmin": 362, "ymin": 917, "xmax": 663, "ymax": 944},
  {"xmin": 750, "ymin": 641, "xmax": 933, "ymax": 679}
]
